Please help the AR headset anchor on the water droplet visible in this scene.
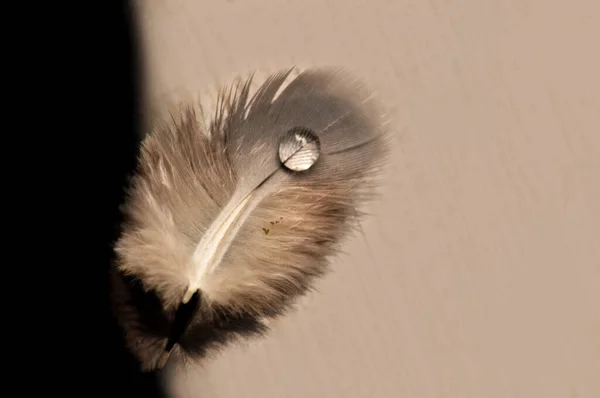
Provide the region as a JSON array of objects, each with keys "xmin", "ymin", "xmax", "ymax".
[{"xmin": 278, "ymin": 127, "xmax": 321, "ymax": 172}]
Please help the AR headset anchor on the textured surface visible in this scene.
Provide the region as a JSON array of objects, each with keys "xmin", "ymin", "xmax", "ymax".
[{"xmin": 135, "ymin": 1, "xmax": 600, "ymax": 397}]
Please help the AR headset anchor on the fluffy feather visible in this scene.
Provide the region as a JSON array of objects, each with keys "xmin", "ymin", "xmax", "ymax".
[{"xmin": 110, "ymin": 67, "xmax": 392, "ymax": 371}]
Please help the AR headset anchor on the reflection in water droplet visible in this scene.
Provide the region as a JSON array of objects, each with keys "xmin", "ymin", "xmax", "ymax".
[{"xmin": 278, "ymin": 127, "xmax": 321, "ymax": 172}]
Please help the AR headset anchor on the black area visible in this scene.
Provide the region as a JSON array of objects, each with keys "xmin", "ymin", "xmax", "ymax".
[
  {"xmin": 94, "ymin": 3, "xmax": 167, "ymax": 397},
  {"xmin": 37, "ymin": 1, "xmax": 167, "ymax": 397}
]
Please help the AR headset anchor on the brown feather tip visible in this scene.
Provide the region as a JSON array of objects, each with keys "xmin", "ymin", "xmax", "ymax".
[{"xmin": 110, "ymin": 67, "xmax": 392, "ymax": 371}]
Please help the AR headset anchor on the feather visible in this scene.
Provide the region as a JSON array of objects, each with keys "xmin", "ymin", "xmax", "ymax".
[{"xmin": 110, "ymin": 67, "xmax": 392, "ymax": 371}]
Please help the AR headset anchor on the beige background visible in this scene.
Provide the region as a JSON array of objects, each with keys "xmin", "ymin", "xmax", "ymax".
[{"xmin": 134, "ymin": 1, "xmax": 600, "ymax": 397}]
